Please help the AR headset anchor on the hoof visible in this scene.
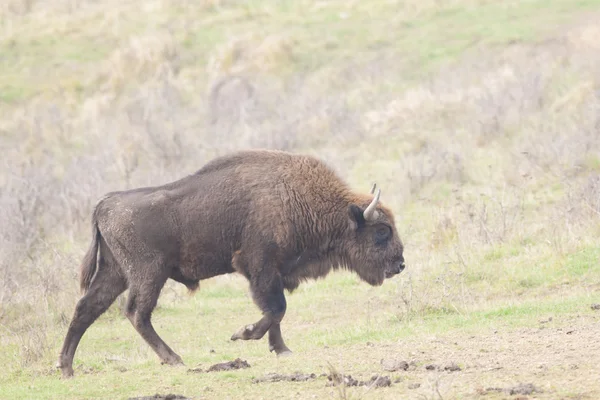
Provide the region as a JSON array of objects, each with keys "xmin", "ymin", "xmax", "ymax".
[
  {"xmin": 161, "ymin": 356, "xmax": 185, "ymax": 366},
  {"xmin": 231, "ymin": 324, "xmax": 255, "ymax": 341},
  {"xmin": 276, "ymin": 350, "xmax": 293, "ymax": 358},
  {"xmin": 269, "ymin": 343, "xmax": 293, "ymax": 356},
  {"xmin": 56, "ymin": 360, "xmax": 74, "ymax": 379},
  {"xmin": 59, "ymin": 367, "xmax": 74, "ymax": 379}
]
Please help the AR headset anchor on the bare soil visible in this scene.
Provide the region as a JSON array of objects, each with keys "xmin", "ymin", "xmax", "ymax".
[
  {"xmin": 330, "ymin": 312, "xmax": 600, "ymax": 399},
  {"xmin": 326, "ymin": 373, "xmax": 393, "ymax": 388},
  {"xmin": 128, "ymin": 395, "xmax": 189, "ymax": 400},
  {"xmin": 127, "ymin": 312, "xmax": 600, "ymax": 399},
  {"xmin": 252, "ymin": 372, "xmax": 319, "ymax": 383},
  {"xmin": 187, "ymin": 358, "xmax": 251, "ymax": 374}
]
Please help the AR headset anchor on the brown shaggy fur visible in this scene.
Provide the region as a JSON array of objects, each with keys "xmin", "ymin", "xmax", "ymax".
[{"xmin": 56, "ymin": 149, "xmax": 405, "ymax": 378}]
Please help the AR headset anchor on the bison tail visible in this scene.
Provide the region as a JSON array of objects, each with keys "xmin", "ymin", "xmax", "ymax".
[{"xmin": 79, "ymin": 218, "xmax": 100, "ymax": 294}]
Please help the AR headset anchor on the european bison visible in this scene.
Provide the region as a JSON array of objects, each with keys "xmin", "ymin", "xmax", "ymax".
[{"xmin": 56, "ymin": 149, "xmax": 405, "ymax": 378}]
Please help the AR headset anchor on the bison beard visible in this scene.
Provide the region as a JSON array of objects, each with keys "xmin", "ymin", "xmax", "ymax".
[{"xmin": 56, "ymin": 149, "xmax": 406, "ymax": 378}]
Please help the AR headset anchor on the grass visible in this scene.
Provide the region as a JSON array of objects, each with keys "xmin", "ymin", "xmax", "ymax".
[
  {"xmin": 1, "ymin": 0, "xmax": 599, "ymax": 104},
  {"xmin": 2, "ymin": 0, "xmax": 600, "ymax": 398},
  {"xmin": 1, "ymin": 269, "xmax": 598, "ymax": 398},
  {"xmin": 1, "ymin": 276, "xmax": 598, "ymax": 399}
]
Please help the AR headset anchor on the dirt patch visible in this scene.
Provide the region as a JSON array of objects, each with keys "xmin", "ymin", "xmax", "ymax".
[
  {"xmin": 187, "ymin": 358, "xmax": 250, "ymax": 373},
  {"xmin": 321, "ymin": 314, "xmax": 600, "ymax": 398},
  {"xmin": 208, "ymin": 358, "xmax": 250, "ymax": 372},
  {"xmin": 128, "ymin": 395, "xmax": 189, "ymax": 400},
  {"xmin": 252, "ymin": 370, "xmax": 391, "ymax": 388},
  {"xmin": 327, "ymin": 373, "xmax": 392, "ymax": 388},
  {"xmin": 483, "ymin": 383, "xmax": 542, "ymax": 396},
  {"xmin": 444, "ymin": 362, "xmax": 462, "ymax": 372},
  {"xmin": 424, "ymin": 362, "xmax": 461, "ymax": 372},
  {"xmin": 252, "ymin": 372, "xmax": 318, "ymax": 383},
  {"xmin": 181, "ymin": 314, "xmax": 597, "ymax": 398}
]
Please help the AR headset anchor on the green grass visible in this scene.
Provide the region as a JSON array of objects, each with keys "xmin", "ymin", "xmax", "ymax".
[
  {"xmin": 563, "ymin": 246, "xmax": 600, "ymax": 276},
  {"xmin": 1, "ymin": 240, "xmax": 598, "ymax": 398},
  {"xmin": 3, "ymin": 0, "xmax": 600, "ymax": 398},
  {"xmin": 1, "ymin": 279, "xmax": 597, "ymax": 400},
  {"xmin": 2, "ymin": 0, "xmax": 600, "ymax": 104}
]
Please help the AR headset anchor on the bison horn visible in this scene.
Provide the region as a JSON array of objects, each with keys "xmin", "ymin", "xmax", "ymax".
[
  {"xmin": 370, "ymin": 183, "xmax": 377, "ymax": 194},
  {"xmin": 363, "ymin": 188, "xmax": 381, "ymax": 221}
]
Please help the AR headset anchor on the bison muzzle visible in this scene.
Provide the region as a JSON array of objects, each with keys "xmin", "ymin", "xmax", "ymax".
[{"xmin": 56, "ymin": 149, "xmax": 405, "ymax": 378}]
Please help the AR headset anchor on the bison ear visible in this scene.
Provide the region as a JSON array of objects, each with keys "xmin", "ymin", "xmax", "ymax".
[{"xmin": 349, "ymin": 204, "xmax": 366, "ymax": 229}]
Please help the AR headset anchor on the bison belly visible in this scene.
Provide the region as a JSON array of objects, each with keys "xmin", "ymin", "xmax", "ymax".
[{"xmin": 178, "ymin": 248, "xmax": 235, "ymax": 281}]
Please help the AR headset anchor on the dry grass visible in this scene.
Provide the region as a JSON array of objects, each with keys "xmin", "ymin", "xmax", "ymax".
[{"xmin": 1, "ymin": 0, "xmax": 600, "ymax": 398}]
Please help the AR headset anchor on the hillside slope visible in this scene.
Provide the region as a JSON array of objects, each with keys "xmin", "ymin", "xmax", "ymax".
[{"xmin": 1, "ymin": 1, "xmax": 600, "ymax": 399}]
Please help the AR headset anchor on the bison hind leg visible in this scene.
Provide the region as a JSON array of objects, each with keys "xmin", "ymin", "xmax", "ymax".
[
  {"xmin": 126, "ymin": 269, "xmax": 184, "ymax": 367},
  {"xmin": 57, "ymin": 252, "xmax": 127, "ymax": 378}
]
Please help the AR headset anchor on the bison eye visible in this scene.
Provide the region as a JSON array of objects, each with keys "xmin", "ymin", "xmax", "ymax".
[{"xmin": 374, "ymin": 225, "xmax": 392, "ymax": 244}]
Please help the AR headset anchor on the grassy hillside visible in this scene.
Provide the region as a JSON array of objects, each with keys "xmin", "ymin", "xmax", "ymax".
[{"xmin": 1, "ymin": 0, "xmax": 600, "ymax": 399}]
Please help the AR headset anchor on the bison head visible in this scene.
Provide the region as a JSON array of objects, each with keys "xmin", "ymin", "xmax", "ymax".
[{"xmin": 342, "ymin": 184, "xmax": 405, "ymax": 286}]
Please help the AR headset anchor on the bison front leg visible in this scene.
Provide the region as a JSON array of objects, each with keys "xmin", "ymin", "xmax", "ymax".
[
  {"xmin": 267, "ymin": 322, "xmax": 292, "ymax": 356},
  {"xmin": 230, "ymin": 271, "xmax": 292, "ymax": 356}
]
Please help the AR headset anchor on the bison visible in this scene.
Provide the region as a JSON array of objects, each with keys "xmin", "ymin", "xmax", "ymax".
[{"xmin": 56, "ymin": 149, "xmax": 405, "ymax": 378}]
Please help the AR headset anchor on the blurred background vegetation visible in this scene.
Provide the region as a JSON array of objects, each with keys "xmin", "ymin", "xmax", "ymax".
[{"xmin": 1, "ymin": 0, "xmax": 600, "ymax": 388}]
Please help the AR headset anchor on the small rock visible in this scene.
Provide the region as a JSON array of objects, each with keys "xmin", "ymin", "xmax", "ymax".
[
  {"xmin": 591, "ymin": 304, "xmax": 600, "ymax": 311},
  {"xmin": 369, "ymin": 375, "xmax": 391, "ymax": 387},
  {"xmin": 188, "ymin": 358, "xmax": 250, "ymax": 373},
  {"xmin": 444, "ymin": 363, "xmax": 461, "ymax": 372},
  {"xmin": 207, "ymin": 358, "xmax": 250, "ymax": 372},
  {"xmin": 128, "ymin": 395, "xmax": 189, "ymax": 400},
  {"xmin": 408, "ymin": 383, "xmax": 421, "ymax": 389},
  {"xmin": 485, "ymin": 383, "xmax": 542, "ymax": 396},
  {"xmin": 187, "ymin": 358, "xmax": 251, "ymax": 374},
  {"xmin": 326, "ymin": 373, "xmax": 392, "ymax": 388},
  {"xmin": 253, "ymin": 372, "xmax": 317, "ymax": 383},
  {"xmin": 425, "ymin": 364, "xmax": 438, "ymax": 371},
  {"xmin": 326, "ymin": 373, "xmax": 359, "ymax": 387},
  {"xmin": 508, "ymin": 383, "xmax": 540, "ymax": 395},
  {"xmin": 380, "ymin": 359, "xmax": 409, "ymax": 372}
]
